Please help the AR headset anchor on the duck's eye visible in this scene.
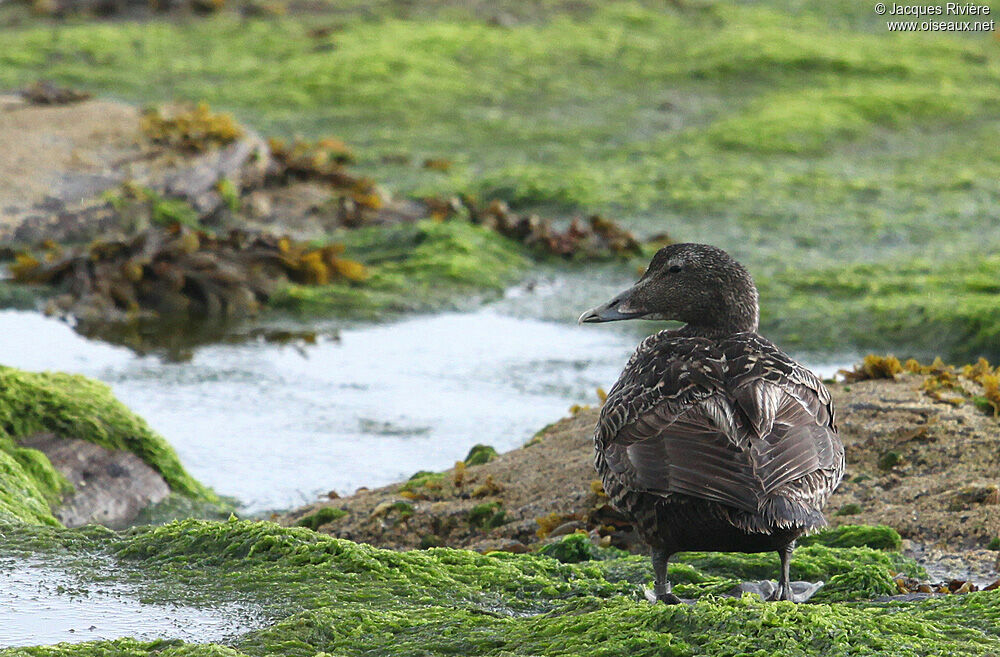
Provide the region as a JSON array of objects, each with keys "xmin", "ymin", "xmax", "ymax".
[{"xmin": 667, "ymin": 265, "xmax": 682, "ymax": 273}]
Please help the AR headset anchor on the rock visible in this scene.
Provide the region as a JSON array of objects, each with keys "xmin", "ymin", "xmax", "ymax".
[
  {"xmin": 20, "ymin": 432, "xmax": 170, "ymax": 528},
  {"xmin": 0, "ymin": 95, "xmax": 268, "ymax": 246},
  {"xmin": 471, "ymin": 538, "xmax": 530, "ymax": 554},
  {"xmin": 549, "ymin": 520, "xmax": 584, "ymax": 538},
  {"xmin": 160, "ymin": 133, "xmax": 270, "ymax": 214}
]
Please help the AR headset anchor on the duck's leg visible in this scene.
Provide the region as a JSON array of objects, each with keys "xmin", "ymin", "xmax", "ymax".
[
  {"xmin": 651, "ymin": 546, "xmax": 682, "ymax": 604},
  {"xmin": 764, "ymin": 542, "xmax": 823, "ymax": 602},
  {"xmin": 771, "ymin": 543, "xmax": 795, "ymax": 601}
]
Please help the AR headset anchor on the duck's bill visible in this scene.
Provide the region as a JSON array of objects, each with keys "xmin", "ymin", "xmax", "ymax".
[{"xmin": 578, "ymin": 289, "xmax": 644, "ymax": 324}]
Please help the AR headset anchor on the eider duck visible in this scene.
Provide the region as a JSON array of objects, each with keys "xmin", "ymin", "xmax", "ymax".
[{"xmin": 579, "ymin": 243, "xmax": 844, "ymax": 603}]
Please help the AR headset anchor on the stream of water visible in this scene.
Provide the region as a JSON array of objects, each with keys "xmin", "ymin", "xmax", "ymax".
[{"xmin": 0, "ymin": 557, "xmax": 262, "ymax": 648}]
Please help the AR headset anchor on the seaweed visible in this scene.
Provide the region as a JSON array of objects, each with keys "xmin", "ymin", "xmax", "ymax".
[
  {"xmin": 834, "ymin": 503, "xmax": 862, "ymax": 517},
  {"xmin": 2, "ymin": 519, "xmax": 996, "ymax": 656},
  {"xmin": 463, "ymin": 444, "xmax": 498, "ymax": 466},
  {"xmin": 797, "ymin": 525, "xmax": 902, "ymax": 551},
  {"xmin": 295, "ymin": 507, "xmax": 347, "ymax": 531},
  {"xmin": 468, "ymin": 501, "xmax": 507, "ymax": 530},
  {"xmin": 538, "ymin": 533, "xmax": 604, "ymax": 563},
  {"xmin": 839, "ymin": 355, "xmax": 903, "ymax": 382},
  {"xmin": 10, "ymin": 224, "xmax": 367, "ymax": 326},
  {"xmin": 141, "ymin": 103, "xmax": 243, "ymax": 153},
  {"xmin": 838, "ymin": 356, "xmax": 1000, "ymax": 420}
]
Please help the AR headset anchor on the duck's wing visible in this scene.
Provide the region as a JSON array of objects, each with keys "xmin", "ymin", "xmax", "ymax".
[{"xmin": 596, "ymin": 334, "xmax": 843, "ymax": 517}]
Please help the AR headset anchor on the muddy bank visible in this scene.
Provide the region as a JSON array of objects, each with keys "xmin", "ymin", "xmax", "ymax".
[{"xmin": 281, "ymin": 371, "xmax": 1000, "ymax": 579}]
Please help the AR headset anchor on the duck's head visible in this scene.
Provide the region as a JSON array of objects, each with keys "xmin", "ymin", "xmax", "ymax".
[{"xmin": 578, "ymin": 243, "xmax": 759, "ymax": 334}]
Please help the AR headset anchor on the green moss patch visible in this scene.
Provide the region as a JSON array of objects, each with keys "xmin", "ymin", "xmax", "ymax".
[
  {"xmin": 295, "ymin": 507, "xmax": 347, "ymax": 531},
  {"xmin": 0, "ymin": 365, "xmax": 218, "ymax": 525},
  {"xmin": 2, "ymin": 519, "xmax": 998, "ymax": 656},
  {"xmin": 463, "ymin": 443, "xmax": 498, "ymax": 466},
  {"xmin": 467, "ymin": 501, "xmax": 507, "ymax": 529}
]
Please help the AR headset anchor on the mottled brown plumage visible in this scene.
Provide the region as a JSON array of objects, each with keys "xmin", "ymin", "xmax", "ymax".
[{"xmin": 580, "ymin": 243, "xmax": 844, "ymax": 603}]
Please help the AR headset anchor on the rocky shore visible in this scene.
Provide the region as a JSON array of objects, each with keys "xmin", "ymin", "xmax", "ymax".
[{"xmin": 1, "ymin": 354, "xmax": 999, "ymax": 655}]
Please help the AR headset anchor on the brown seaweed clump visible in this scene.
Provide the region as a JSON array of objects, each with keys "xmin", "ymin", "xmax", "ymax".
[
  {"xmin": 840, "ymin": 354, "xmax": 904, "ymax": 382},
  {"xmin": 893, "ymin": 574, "xmax": 998, "ymax": 595},
  {"xmin": 141, "ymin": 103, "xmax": 244, "ymax": 153},
  {"xmin": 266, "ymin": 137, "xmax": 386, "ymax": 226},
  {"xmin": 913, "ymin": 357, "xmax": 1000, "ymax": 416},
  {"xmin": 426, "ymin": 197, "xmax": 645, "ymax": 260},
  {"xmin": 842, "ymin": 354, "xmax": 1000, "ymax": 417},
  {"xmin": 20, "ymin": 80, "xmax": 93, "ymax": 105},
  {"xmin": 10, "ymin": 224, "xmax": 367, "ymax": 326}
]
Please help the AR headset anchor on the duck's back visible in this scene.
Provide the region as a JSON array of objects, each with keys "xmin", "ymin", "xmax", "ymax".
[{"xmin": 595, "ymin": 330, "xmax": 844, "ymax": 542}]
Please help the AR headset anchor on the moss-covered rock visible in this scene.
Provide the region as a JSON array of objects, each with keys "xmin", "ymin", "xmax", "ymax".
[
  {"xmin": 464, "ymin": 443, "xmax": 498, "ymax": 466},
  {"xmin": 295, "ymin": 506, "xmax": 347, "ymax": 531},
  {"xmin": 1, "ymin": 519, "xmax": 997, "ymax": 656},
  {"xmin": 0, "ymin": 365, "xmax": 219, "ymax": 525}
]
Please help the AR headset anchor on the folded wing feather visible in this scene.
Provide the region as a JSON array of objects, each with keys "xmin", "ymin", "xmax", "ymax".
[{"xmin": 605, "ymin": 379, "xmax": 839, "ymax": 514}]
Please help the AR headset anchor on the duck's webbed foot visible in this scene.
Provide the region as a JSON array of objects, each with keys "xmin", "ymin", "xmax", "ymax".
[
  {"xmin": 643, "ymin": 588, "xmax": 685, "ymax": 605},
  {"xmin": 765, "ymin": 580, "xmax": 825, "ymax": 603},
  {"xmin": 762, "ymin": 543, "xmax": 823, "ymax": 602},
  {"xmin": 646, "ymin": 546, "xmax": 689, "ymax": 605}
]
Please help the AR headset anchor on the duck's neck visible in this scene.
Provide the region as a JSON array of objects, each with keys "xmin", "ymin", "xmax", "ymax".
[{"xmin": 678, "ymin": 293, "xmax": 760, "ymax": 338}]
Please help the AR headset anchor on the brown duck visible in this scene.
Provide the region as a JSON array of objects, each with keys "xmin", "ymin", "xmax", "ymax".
[{"xmin": 579, "ymin": 243, "xmax": 844, "ymax": 603}]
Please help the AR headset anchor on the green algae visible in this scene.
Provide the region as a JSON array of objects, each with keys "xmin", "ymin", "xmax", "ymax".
[
  {"xmin": 834, "ymin": 503, "xmax": 862, "ymax": 517},
  {"xmin": 754, "ymin": 254, "xmax": 1000, "ymax": 361},
  {"xmin": 467, "ymin": 501, "xmax": 507, "ymax": 530},
  {"xmin": 0, "ymin": 448, "xmax": 62, "ymax": 526},
  {"xmin": 402, "ymin": 471, "xmax": 446, "ymax": 493},
  {"xmin": 269, "ymin": 220, "xmax": 528, "ymax": 318},
  {"xmin": 463, "ymin": 443, "xmax": 498, "ymax": 466},
  {"xmin": 798, "ymin": 524, "xmax": 902, "ymax": 551},
  {"xmin": 0, "ymin": 365, "xmax": 219, "ymax": 525},
  {"xmin": 811, "ymin": 564, "xmax": 898, "ymax": 603},
  {"xmin": 134, "ymin": 493, "xmax": 239, "ymax": 526},
  {"xmin": 538, "ymin": 532, "xmax": 625, "ymax": 564},
  {"xmin": 295, "ymin": 507, "xmax": 347, "ymax": 531},
  {"xmin": 674, "ymin": 545, "xmax": 921, "ymax": 584},
  {"xmin": 704, "ymin": 83, "xmax": 993, "ymax": 155},
  {"xmin": 1, "ymin": 519, "xmax": 997, "ymax": 656}
]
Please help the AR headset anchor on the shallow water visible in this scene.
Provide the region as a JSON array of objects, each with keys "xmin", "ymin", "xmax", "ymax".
[
  {"xmin": 0, "ymin": 284, "xmax": 853, "ymax": 514},
  {"xmin": 0, "ymin": 557, "xmax": 261, "ymax": 647}
]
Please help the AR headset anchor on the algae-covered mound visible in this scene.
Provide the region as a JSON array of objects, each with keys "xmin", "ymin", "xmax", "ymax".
[
  {"xmin": 269, "ymin": 219, "xmax": 529, "ymax": 318},
  {"xmin": 2, "ymin": 519, "xmax": 999, "ymax": 656},
  {"xmin": 0, "ymin": 365, "xmax": 218, "ymax": 525},
  {"xmin": 756, "ymin": 256, "xmax": 1000, "ymax": 361}
]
